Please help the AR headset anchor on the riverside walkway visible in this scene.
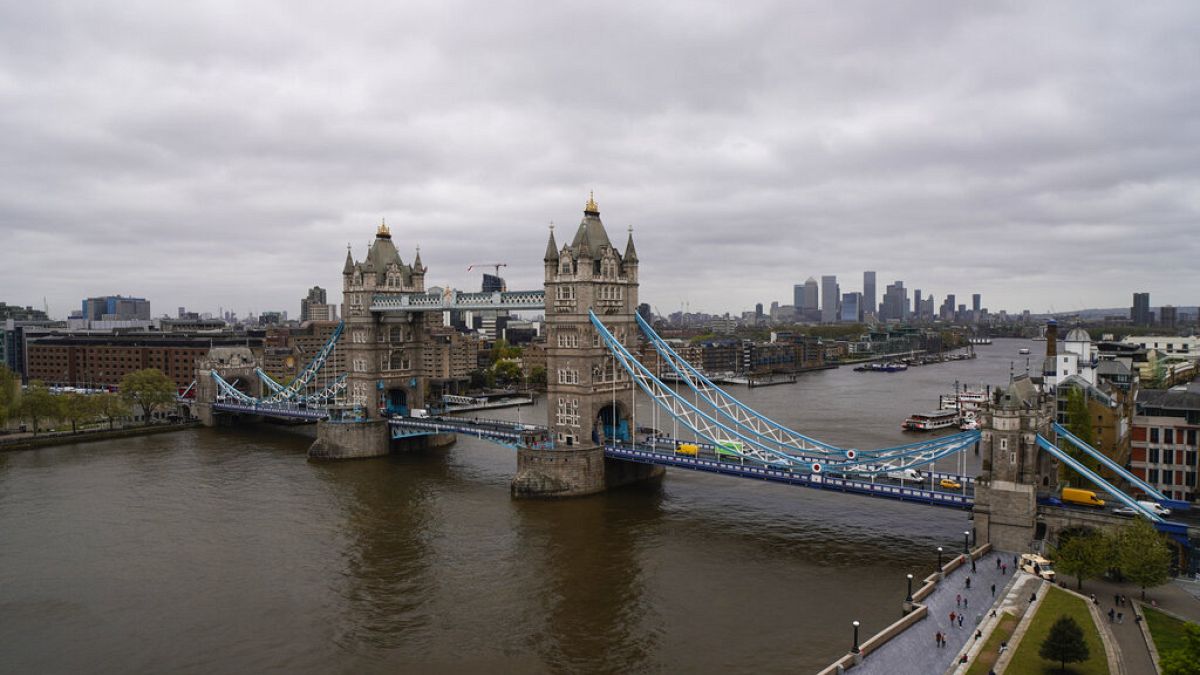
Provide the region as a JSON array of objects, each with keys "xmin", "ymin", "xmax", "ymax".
[{"xmin": 850, "ymin": 552, "xmax": 1016, "ymax": 675}]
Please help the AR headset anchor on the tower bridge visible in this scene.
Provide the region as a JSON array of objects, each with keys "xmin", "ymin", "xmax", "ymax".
[{"xmin": 190, "ymin": 194, "xmax": 1196, "ymax": 562}]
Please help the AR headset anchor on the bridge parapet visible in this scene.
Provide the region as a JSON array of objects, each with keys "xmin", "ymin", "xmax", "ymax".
[{"xmin": 370, "ymin": 289, "xmax": 545, "ymax": 312}]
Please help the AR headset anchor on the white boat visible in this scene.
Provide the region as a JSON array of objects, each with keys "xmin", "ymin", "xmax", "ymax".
[
  {"xmin": 902, "ymin": 409, "xmax": 960, "ymax": 431},
  {"xmin": 959, "ymin": 412, "xmax": 979, "ymax": 430},
  {"xmin": 939, "ymin": 389, "xmax": 988, "ymax": 412}
]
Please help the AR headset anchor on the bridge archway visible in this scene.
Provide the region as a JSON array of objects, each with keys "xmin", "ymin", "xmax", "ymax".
[
  {"xmin": 594, "ymin": 402, "xmax": 631, "ymax": 444},
  {"xmin": 385, "ymin": 387, "xmax": 409, "ymax": 416}
]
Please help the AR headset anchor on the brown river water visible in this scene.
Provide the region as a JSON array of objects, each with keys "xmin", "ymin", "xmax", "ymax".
[{"xmin": 0, "ymin": 338, "xmax": 1039, "ymax": 673}]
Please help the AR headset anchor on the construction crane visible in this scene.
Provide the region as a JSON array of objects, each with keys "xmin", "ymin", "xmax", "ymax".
[{"xmin": 467, "ymin": 263, "xmax": 508, "ymax": 291}]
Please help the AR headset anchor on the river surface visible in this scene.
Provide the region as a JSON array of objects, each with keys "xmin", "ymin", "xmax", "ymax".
[{"xmin": 0, "ymin": 338, "xmax": 1041, "ymax": 673}]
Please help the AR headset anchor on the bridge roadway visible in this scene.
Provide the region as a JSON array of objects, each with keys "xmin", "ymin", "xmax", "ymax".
[
  {"xmin": 388, "ymin": 414, "xmax": 974, "ymax": 508},
  {"xmin": 211, "ymin": 401, "xmax": 328, "ymax": 421}
]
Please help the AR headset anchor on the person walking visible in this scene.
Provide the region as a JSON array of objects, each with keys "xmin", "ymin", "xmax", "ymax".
[
  {"xmin": 1108, "ymin": 608, "xmax": 1115, "ymax": 623},
  {"xmin": 964, "ymin": 597, "xmax": 969, "ymax": 609},
  {"xmin": 958, "ymin": 614, "xmax": 964, "ymax": 628},
  {"xmin": 1117, "ymin": 612, "xmax": 1124, "ymax": 624},
  {"xmin": 966, "ymin": 577, "xmax": 972, "ymax": 590},
  {"xmin": 950, "ymin": 611, "xmax": 957, "ymax": 626},
  {"xmin": 991, "ymin": 583, "xmax": 996, "ymax": 597},
  {"xmin": 1002, "ymin": 563, "xmax": 1007, "ymax": 574},
  {"xmin": 996, "ymin": 557, "xmax": 1001, "ymax": 570},
  {"xmin": 936, "ymin": 631, "xmax": 942, "ymax": 648},
  {"xmin": 971, "ymin": 558, "xmax": 977, "ymax": 573},
  {"xmin": 956, "ymin": 593, "xmax": 961, "ymax": 607}
]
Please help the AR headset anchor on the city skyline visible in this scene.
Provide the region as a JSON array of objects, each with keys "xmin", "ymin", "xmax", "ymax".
[{"xmin": 3, "ymin": 3, "xmax": 1200, "ymax": 318}]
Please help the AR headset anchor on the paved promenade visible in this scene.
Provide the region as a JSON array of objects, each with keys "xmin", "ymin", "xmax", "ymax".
[{"xmin": 852, "ymin": 552, "xmax": 1016, "ymax": 675}]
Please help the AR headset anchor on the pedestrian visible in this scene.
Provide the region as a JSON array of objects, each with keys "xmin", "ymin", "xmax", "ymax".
[
  {"xmin": 991, "ymin": 583, "xmax": 996, "ymax": 597},
  {"xmin": 1012, "ymin": 554, "xmax": 1017, "ymax": 567},
  {"xmin": 1117, "ymin": 612, "xmax": 1124, "ymax": 624},
  {"xmin": 1002, "ymin": 563, "xmax": 1007, "ymax": 574},
  {"xmin": 1030, "ymin": 591, "xmax": 1037, "ymax": 603},
  {"xmin": 964, "ymin": 597, "xmax": 969, "ymax": 609},
  {"xmin": 958, "ymin": 614, "xmax": 964, "ymax": 628},
  {"xmin": 1121, "ymin": 594, "xmax": 1127, "ymax": 607},
  {"xmin": 1135, "ymin": 614, "xmax": 1143, "ymax": 624},
  {"xmin": 935, "ymin": 631, "xmax": 942, "ymax": 648},
  {"xmin": 976, "ymin": 612, "xmax": 982, "ymax": 625},
  {"xmin": 956, "ymin": 593, "xmax": 961, "ymax": 607},
  {"xmin": 975, "ymin": 629, "xmax": 983, "ymax": 641},
  {"xmin": 966, "ymin": 577, "xmax": 972, "ymax": 590},
  {"xmin": 1090, "ymin": 593, "xmax": 1097, "ymax": 605},
  {"xmin": 971, "ymin": 558, "xmax": 977, "ymax": 573},
  {"xmin": 996, "ymin": 557, "xmax": 1001, "ymax": 570},
  {"xmin": 1114, "ymin": 593, "xmax": 1120, "ymax": 606},
  {"xmin": 1108, "ymin": 608, "xmax": 1115, "ymax": 623},
  {"xmin": 950, "ymin": 610, "xmax": 957, "ymax": 625},
  {"xmin": 990, "ymin": 609, "xmax": 997, "ymax": 618}
]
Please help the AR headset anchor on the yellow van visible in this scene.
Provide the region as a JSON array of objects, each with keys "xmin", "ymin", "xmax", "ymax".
[
  {"xmin": 676, "ymin": 443, "xmax": 699, "ymax": 457},
  {"xmin": 1061, "ymin": 487, "xmax": 1105, "ymax": 508}
]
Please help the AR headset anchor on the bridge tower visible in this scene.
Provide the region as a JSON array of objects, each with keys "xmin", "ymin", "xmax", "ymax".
[
  {"xmin": 512, "ymin": 194, "xmax": 663, "ymax": 497},
  {"xmin": 972, "ymin": 376, "xmax": 1058, "ymax": 551},
  {"xmin": 309, "ymin": 220, "xmax": 429, "ymax": 459}
]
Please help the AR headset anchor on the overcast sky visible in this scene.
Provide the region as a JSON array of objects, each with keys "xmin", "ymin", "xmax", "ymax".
[{"xmin": 2, "ymin": 1, "xmax": 1198, "ymax": 320}]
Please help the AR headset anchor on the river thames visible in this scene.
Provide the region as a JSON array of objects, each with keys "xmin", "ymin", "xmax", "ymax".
[{"xmin": 0, "ymin": 339, "xmax": 1040, "ymax": 673}]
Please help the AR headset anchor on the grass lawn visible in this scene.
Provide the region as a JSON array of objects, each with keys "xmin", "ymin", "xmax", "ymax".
[
  {"xmin": 1144, "ymin": 606, "xmax": 1190, "ymax": 659},
  {"xmin": 966, "ymin": 612, "xmax": 1019, "ymax": 675},
  {"xmin": 1006, "ymin": 586, "xmax": 1109, "ymax": 675}
]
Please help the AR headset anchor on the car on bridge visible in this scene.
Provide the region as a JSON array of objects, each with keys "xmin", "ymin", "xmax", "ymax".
[
  {"xmin": 1114, "ymin": 500, "xmax": 1172, "ymax": 517},
  {"xmin": 939, "ymin": 478, "xmax": 962, "ymax": 490}
]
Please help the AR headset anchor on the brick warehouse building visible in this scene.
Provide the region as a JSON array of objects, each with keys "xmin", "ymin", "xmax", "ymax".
[
  {"xmin": 1130, "ymin": 383, "xmax": 1200, "ymax": 502},
  {"xmin": 26, "ymin": 334, "xmax": 264, "ymax": 389}
]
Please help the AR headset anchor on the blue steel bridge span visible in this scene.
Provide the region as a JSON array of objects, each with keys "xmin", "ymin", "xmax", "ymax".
[{"xmin": 198, "ymin": 293, "xmax": 1181, "ymax": 528}]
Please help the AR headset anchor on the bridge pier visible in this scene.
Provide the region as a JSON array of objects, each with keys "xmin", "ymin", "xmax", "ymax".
[
  {"xmin": 512, "ymin": 445, "xmax": 663, "ymax": 498},
  {"xmin": 308, "ymin": 419, "xmax": 391, "ymax": 460}
]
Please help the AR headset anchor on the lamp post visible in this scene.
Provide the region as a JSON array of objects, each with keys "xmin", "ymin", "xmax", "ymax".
[
  {"xmin": 851, "ymin": 620, "xmax": 861, "ymax": 657},
  {"xmin": 963, "ymin": 530, "xmax": 970, "ymax": 556},
  {"xmin": 937, "ymin": 546, "xmax": 944, "ymax": 579},
  {"xmin": 906, "ymin": 573, "xmax": 914, "ymax": 603}
]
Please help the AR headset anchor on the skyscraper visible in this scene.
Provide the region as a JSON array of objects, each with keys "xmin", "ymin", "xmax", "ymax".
[
  {"xmin": 802, "ymin": 278, "xmax": 820, "ymax": 320},
  {"xmin": 821, "ymin": 275, "xmax": 839, "ymax": 323},
  {"xmin": 863, "ymin": 271, "xmax": 876, "ymax": 318},
  {"xmin": 840, "ymin": 292, "xmax": 862, "ymax": 323},
  {"xmin": 880, "ymin": 281, "xmax": 908, "ymax": 322},
  {"xmin": 913, "ymin": 289, "xmax": 922, "ymax": 320},
  {"xmin": 1131, "ymin": 292, "xmax": 1151, "ymax": 326},
  {"xmin": 793, "ymin": 284, "xmax": 803, "ymax": 309}
]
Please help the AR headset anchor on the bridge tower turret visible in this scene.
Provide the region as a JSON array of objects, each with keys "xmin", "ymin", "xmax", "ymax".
[
  {"xmin": 513, "ymin": 193, "xmax": 662, "ymax": 497},
  {"xmin": 972, "ymin": 376, "xmax": 1058, "ymax": 551}
]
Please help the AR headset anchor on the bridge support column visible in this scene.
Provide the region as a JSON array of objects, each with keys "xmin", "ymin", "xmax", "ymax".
[
  {"xmin": 308, "ymin": 419, "xmax": 391, "ymax": 460},
  {"xmin": 512, "ymin": 446, "xmax": 663, "ymax": 498},
  {"xmin": 195, "ymin": 403, "xmax": 215, "ymax": 428}
]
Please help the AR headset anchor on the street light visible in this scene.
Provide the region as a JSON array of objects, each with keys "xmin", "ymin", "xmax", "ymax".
[
  {"xmin": 937, "ymin": 546, "xmax": 944, "ymax": 570},
  {"xmin": 906, "ymin": 573, "xmax": 914, "ymax": 603},
  {"xmin": 851, "ymin": 620, "xmax": 861, "ymax": 654},
  {"xmin": 963, "ymin": 530, "xmax": 971, "ymax": 555}
]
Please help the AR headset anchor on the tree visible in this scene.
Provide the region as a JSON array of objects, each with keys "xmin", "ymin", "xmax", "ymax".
[
  {"xmin": 492, "ymin": 359, "xmax": 522, "ymax": 386},
  {"xmin": 17, "ymin": 381, "xmax": 59, "ymax": 434},
  {"xmin": 1054, "ymin": 529, "xmax": 1112, "ymax": 590},
  {"xmin": 94, "ymin": 393, "xmax": 130, "ymax": 430},
  {"xmin": 0, "ymin": 365, "xmax": 19, "ymax": 427},
  {"xmin": 1161, "ymin": 623, "xmax": 1200, "ymax": 675},
  {"xmin": 60, "ymin": 392, "xmax": 99, "ymax": 433},
  {"xmin": 120, "ymin": 369, "xmax": 177, "ymax": 423},
  {"xmin": 489, "ymin": 339, "xmax": 522, "ymax": 364},
  {"xmin": 1039, "ymin": 615, "xmax": 1090, "ymax": 673},
  {"xmin": 1117, "ymin": 518, "xmax": 1172, "ymax": 599},
  {"xmin": 528, "ymin": 365, "xmax": 547, "ymax": 388}
]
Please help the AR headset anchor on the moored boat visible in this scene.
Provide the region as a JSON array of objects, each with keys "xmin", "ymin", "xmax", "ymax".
[{"xmin": 901, "ymin": 409, "xmax": 959, "ymax": 431}]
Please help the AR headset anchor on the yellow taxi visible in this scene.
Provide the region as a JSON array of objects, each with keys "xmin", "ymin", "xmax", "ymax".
[{"xmin": 939, "ymin": 478, "xmax": 962, "ymax": 490}]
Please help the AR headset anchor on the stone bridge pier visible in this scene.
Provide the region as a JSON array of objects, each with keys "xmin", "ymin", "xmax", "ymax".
[{"xmin": 193, "ymin": 347, "xmax": 262, "ymax": 427}]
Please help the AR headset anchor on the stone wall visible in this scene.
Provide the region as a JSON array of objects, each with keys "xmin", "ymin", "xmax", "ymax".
[
  {"xmin": 511, "ymin": 446, "xmax": 665, "ymax": 498},
  {"xmin": 308, "ymin": 419, "xmax": 391, "ymax": 460}
]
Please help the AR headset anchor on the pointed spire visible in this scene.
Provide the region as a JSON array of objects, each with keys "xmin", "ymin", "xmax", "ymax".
[
  {"xmin": 377, "ymin": 217, "xmax": 391, "ymax": 239},
  {"xmin": 544, "ymin": 222, "xmax": 559, "ymax": 261},
  {"xmin": 623, "ymin": 224, "xmax": 638, "ymax": 263},
  {"xmin": 413, "ymin": 245, "xmax": 423, "ymax": 271},
  {"xmin": 343, "ymin": 243, "xmax": 354, "ymax": 274},
  {"xmin": 585, "ymin": 191, "xmax": 599, "ymax": 215}
]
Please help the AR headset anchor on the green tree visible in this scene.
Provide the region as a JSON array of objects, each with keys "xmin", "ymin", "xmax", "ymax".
[
  {"xmin": 492, "ymin": 359, "xmax": 522, "ymax": 386},
  {"xmin": 120, "ymin": 369, "xmax": 177, "ymax": 423},
  {"xmin": 60, "ymin": 392, "xmax": 99, "ymax": 433},
  {"xmin": 1161, "ymin": 623, "xmax": 1200, "ymax": 675},
  {"xmin": 1117, "ymin": 518, "xmax": 1172, "ymax": 599},
  {"xmin": 0, "ymin": 365, "xmax": 19, "ymax": 427},
  {"xmin": 17, "ymin": 381, "xmax": 59, "ymax": 434},
  {"xmin": 1054, "ymin": 529, "xmax": 1112, "ymax": 590},
  {"xmin": 528, "ymin": 365, "xmax": 547, "ymax": 388},
  {"xmin": 94, "ymin": 392, "xmax": 130, "ymax": 430},
  {"xmin": 489, "ymin": 339, "xmax": 522, "ymax": 364},
  {"xmin": 1039, "ymin": 615, "xmax": 1090, "ymax": 673}
]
